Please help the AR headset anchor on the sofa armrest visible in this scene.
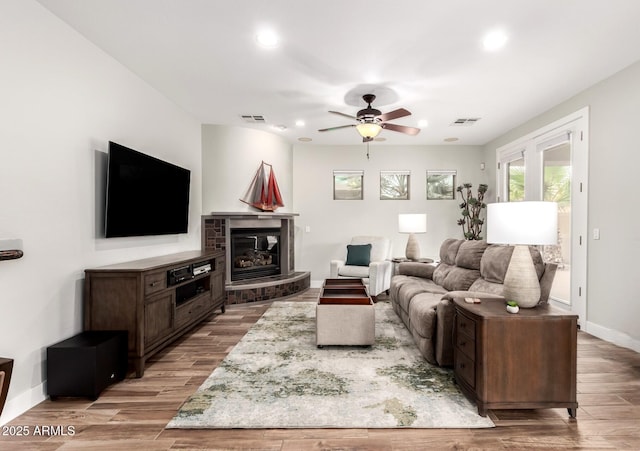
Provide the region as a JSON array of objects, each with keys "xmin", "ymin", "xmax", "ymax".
[
  {"xmin": 330, "ymin": 259, "xmax": 345, "ymax": 278},
  {"xmin": 435, "ymin": 298, "xmax": 455, "ymax": 367},
  {"xmin": 368, "ymin": 260, "xmax": 393, "ymax": 296},
  {"xmin": 539, "ymin": 262, "xmax": 558, "ymax": 304},
  {"xmin": 398, "ymin": 262, "xmax": 435, "ymax": 279}
]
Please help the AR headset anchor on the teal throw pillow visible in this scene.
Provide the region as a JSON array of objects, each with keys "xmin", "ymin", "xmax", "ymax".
[{"xmin": 345, "ymin": 244, "xmax": 372, "ymax": 266}]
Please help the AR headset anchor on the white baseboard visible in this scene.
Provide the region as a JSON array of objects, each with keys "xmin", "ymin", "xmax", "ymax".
[
  {"xmin": 585, "ymin": 321, "xmax": 640, "ymax": 353},
  {"xmin": 0, "ymin": 383, "xmax": 47, "ymax": 426}
]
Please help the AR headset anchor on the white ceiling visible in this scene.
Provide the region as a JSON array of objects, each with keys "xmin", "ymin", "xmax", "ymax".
[{"xmin": 37, "ymin": 0, "xmax": 640, "ymax": 146}]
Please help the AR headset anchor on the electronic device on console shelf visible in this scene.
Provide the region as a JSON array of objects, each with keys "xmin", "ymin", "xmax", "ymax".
[
  {"xmin": 167, "ymin": 265, "xmax": 193, "ymax": 286},
  {"xmin": 193, "ymin": 261, "xmax": 212, "ymax": 276}
]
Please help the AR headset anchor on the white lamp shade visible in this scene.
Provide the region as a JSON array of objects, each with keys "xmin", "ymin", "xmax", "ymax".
[
  {"xmin": 487, "ymin": 201, "xmax": 558, "ymax": 245},
  {"xmin": 398, "ymin": 214, "xmax": 427, "ymax": 234}
]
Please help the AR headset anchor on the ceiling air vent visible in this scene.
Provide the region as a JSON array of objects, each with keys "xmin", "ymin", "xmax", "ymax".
[
  {"xmin": 451, "ymin": 117, "xmax": 481, "ymax": 126},
  {"xmin": 241, "ymin": 115, "xmax": 266, "ymax": 123}
]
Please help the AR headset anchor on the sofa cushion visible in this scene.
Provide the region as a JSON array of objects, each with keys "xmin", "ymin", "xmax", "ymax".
[
  {"xmin": 442, "ymin": 266, "xmax": 480, "ymax": 291},
  {"xmin": 395, "ymin": 277, "xmax": 446, "ymax": 314},
  {"xmin": 468, "ymin": 278, "xmax": 505, "ymax": 297},
  {"xmin": 455, "ymin": 240, "xmax": 488, "ymax": 270},
  {"xmin": 439, "ymin": 238, "xmax": 462, "ymax": 265},
  {"xmin": 345, "ymin": 244, "xmax": 371, "ymax": 266},
  {"xmin": 432, "ymin": 262, "xmax": 453, "ymax": 286},
  {"xmin": 480, "ymin": 245, "xmax": 512, "ymax": 283},
  {"xmin": 529, "ymin": 247, "xmax": 545, "ymax": 280},
  {"xmin": 481, "ymin": 244, "xmax": 545, "ymax": 283}
]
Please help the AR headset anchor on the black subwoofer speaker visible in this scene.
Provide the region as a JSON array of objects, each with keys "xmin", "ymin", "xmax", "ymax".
[{"xmin": 47, "ymin": 331, "xmax": 128, "ymax": 400}]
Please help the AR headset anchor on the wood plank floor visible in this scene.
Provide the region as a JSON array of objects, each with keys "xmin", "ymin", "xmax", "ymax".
[{"xmin": 2, "ymin": 289, "xmax": 639, "ymax": 450}]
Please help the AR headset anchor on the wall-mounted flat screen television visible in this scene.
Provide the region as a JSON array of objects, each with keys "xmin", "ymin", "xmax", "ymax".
[{"xmin": 105, "ymin": 141, "xmax": 191, "ymax": 238}]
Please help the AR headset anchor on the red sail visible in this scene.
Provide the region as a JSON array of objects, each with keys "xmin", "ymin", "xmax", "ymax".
[
  {"xmin": 240, "ymin": 161, "xmax": 284, "ymax": 211},
  {"xmin": 267, "ymin": 166, "xmax": 284, "ymax": 207}
]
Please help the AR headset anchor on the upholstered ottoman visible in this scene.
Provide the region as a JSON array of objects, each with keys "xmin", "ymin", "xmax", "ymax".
[{"xmin": 316, "ymin": 279, "xmax": 375, "ymax": 347}]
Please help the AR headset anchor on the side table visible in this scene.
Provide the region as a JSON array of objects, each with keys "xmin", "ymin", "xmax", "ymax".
[{"xmin": 453, "ymin": 297, "xmax": 578, "ymax": 418}]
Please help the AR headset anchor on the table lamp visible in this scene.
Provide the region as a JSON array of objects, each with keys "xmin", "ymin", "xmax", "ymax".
[
  {"xmin": 398, "ymin": 214, "xmax": 427, "ymax": 260},
  {"xmin": 486, "ymin": 201, "xmax": 557, "ymax": 308}
]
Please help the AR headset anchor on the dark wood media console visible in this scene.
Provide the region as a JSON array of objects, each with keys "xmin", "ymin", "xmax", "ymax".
[{"xmin": 84, "ymin": 250, "xmax": 225, "ymax": 377}]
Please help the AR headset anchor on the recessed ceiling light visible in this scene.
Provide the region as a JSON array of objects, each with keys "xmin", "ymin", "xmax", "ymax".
[
  {"xmin": 256, "ymin": 29, "xmax": 279, "ymax": 48},
  {"xmin": 444, "ymin": 137, "xmax": 459, "ymax": 142},
  {"xmin": 418, "ymin": 119, "xmax": 429, "ymax": 127},
  {"xmin": 483, "ymin": 30, "xmax": 508, "ymax": 51},
  {"xmin": 298, "ymin": 137, "xmax": 312, "ymax": 142},
  {"xmin": 295, "ymin": 120, "xmax": 305, "ymax": 127}
]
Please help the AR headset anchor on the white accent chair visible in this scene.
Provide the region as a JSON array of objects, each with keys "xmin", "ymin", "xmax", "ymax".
[{"xmin": 330, "ymin": 236, "xmax": 393, "ymax": 298}]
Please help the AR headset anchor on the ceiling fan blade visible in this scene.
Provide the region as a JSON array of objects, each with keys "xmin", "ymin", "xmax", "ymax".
[
  {"xmin": 318, "ymin": 124, "xmax": 356, "ymax": 132},
  {"xmin": 382, "ymin": 123, "xmax": 421, "ymax": 135},
  {"xmin": 329, "ymin": 110, "xmax": 358, "ymax": 120},
  {"xmin": 377, "ymin": 108, "xmax": 411, "ymax": 122}
]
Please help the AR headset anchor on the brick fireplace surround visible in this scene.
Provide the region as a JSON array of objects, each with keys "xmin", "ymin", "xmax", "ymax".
[{"xmin": 202, "ymin": 212, "xmax": 310, "ymax": 305}]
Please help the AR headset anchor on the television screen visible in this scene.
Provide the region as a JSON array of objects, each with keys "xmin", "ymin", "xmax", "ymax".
[{"xmin": 105, "ymin": 141, "xmax": 191, "ymax": 238}]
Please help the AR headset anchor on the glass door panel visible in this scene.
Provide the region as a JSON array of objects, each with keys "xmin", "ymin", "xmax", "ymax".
[
  {"xmin": 542, "ymin": 142, "xmax": 571, "ymax": 304},
  {"xmin": 507, "ymin": 157, "xmax": 525, "ymax": 201}
]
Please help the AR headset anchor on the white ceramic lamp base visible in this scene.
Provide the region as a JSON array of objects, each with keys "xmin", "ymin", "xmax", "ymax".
[
  {"xmin": 502, "ymin": 245, "xmax": 541, "ymax": 308},
  {"xmin": 405, "ymin": 233, "xmax": 420, "ymax": 260}
]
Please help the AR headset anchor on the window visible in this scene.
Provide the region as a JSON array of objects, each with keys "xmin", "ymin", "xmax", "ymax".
[{"xmin": 333, "ymin": 170, "xmax": 364, "ymax": 200}]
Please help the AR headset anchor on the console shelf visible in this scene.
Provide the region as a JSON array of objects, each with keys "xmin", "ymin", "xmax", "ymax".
[{"xmin": 84, "ymin": 250, "xmax": 225, "ymax": 377}]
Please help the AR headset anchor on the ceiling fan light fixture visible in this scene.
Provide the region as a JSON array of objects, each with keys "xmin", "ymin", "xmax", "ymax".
[{"xmin": 356, "ymin": 122, "xmax": 382, "ymax": 139}]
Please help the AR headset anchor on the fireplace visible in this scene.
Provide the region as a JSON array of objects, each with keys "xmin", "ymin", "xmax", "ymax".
[
  {"xmin": 202, "ymin": 212, "xmax": 310, "ymax": 304},
  {"xmin": 230, "ymin": 228, "xmax": 281, "ymax": 281}
]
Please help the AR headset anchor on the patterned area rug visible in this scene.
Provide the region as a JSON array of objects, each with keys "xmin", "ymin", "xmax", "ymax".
[{"xmin": 167, "ymin": 301, "xmax": 494, "ymax": 429}]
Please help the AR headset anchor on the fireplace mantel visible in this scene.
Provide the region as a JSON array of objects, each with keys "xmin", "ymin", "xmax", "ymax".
[{"xmin": 208, "ymin": 211, "xmax": 299, "ymax": 219}]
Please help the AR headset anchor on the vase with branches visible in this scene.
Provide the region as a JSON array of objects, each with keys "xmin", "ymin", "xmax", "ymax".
[{"xmin": 456, "ymin": 183, "xmax": 488, "ymax": 240}]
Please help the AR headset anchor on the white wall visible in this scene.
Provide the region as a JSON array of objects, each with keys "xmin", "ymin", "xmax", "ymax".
[
  {"xmin": 0, "ymin": 1, "xmax": 201, "ymax": 424},
  {"xmin": 201, "ymin": 125, "xmax": 293, "ymax": 214},
  {"xmin": 483, "ymin": 60, "xmax": 640, "ymax": 352},
  {"xmin": 293, "ymin": 144, "xmax": 488, "ymax": 285}
]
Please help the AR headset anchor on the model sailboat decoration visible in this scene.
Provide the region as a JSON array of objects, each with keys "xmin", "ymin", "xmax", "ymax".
[{"xmin": 240, "ymin": 161, "xmax": 284, "ymax": 211}]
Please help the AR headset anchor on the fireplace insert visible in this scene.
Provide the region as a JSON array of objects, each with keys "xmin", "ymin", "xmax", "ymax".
[{"xmin": 230, "ymin": 228, "xmax": 281, "ymax": 281}]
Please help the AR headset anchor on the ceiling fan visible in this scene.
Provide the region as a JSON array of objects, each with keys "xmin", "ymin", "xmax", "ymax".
[{"xmin": 318, "ymin": 94, "xmax": 421, "ymax": 142}]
